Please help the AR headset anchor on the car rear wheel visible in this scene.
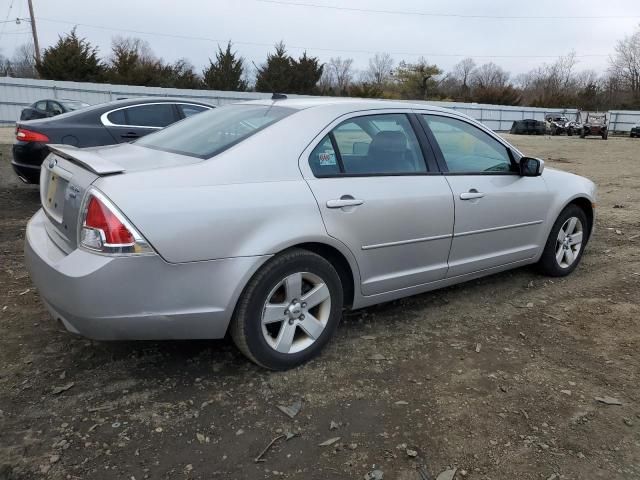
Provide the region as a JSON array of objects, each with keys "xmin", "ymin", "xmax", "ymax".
[
  {"xmin": 230, "ymin": 249, "xmax": 343, "ymax": 370},
  {"xmin": 538, "ymin": 205, "xmax": 589, "ymax": 277}
]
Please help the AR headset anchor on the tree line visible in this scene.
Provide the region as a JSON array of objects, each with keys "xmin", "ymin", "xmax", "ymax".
[{"xmin": 1, "ymin": 25, "xmax": 640, "ymax": 109}]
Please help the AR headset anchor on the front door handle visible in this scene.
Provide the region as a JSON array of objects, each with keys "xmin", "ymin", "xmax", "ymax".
[
  {"xmin": 460, "ymin": 190, "xmax": 485, "ymax": 200},
  {"xmin": 326, "ymin": 196, "xmax": 364, "ymax": 208}
]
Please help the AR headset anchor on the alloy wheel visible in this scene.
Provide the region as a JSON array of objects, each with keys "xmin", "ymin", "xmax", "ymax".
[
  {"xmin": 555, "ymin": 216, "xmax": 583, "ymax": 268},
  {"xmin": 261, "ymin": 272, "xmax": 332, "ymax": 354}
]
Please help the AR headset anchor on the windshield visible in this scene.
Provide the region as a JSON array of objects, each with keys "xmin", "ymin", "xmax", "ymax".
[
  {"xmin": 60, "ymin": 100, "xmax": 90, "ymax": 111},
  {"xmin": 136, "ymin": 104, "xmax": 295, "ymax": 158}
]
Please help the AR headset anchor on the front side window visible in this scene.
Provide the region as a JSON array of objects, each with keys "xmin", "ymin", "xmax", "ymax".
[
  {"xmin": 422, "ymin": 115, "xmax": 513, "ymax": 173},
  {"xmin": 35, "ymin": 101, "xmax": 47, "ymax": 111},
  {"xmin": 125, "ymin": 104, "xmax": 176, "ymax": 128},
  {"xmin": 136, "ymin": 104, "xmax": 295, "ymax": 159},
  {"xmin": 309, "ymin": 113, "xmax": 427, "ymax": 177}
]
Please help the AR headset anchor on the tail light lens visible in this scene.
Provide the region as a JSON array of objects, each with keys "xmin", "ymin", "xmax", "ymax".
[
  {"xmin": 16, "ymin": 128, "xmax": 50, "ymax": 142},
  {"xmin": 79, "ymin": 189, "xmax": 154, "ymax": 255}
]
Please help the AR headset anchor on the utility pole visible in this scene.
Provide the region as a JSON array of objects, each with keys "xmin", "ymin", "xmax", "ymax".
[{"xmin": 27, "ymin": 0, "xmax": 41, "ymax": 66}]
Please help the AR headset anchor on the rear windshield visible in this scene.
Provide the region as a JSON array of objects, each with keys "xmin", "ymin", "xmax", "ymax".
[{"xmin": 136, "ymin": 104, "xmax": 295, "ymax": 159}]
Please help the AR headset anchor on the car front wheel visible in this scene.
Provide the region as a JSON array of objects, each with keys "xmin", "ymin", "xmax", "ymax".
[
  {"xmin": 230, "ymin": 249, "xmax": 343, "ymax": 370},
  {"xmin": 538, "ymin": 205, "xmax": 589, "ymax": 277}
]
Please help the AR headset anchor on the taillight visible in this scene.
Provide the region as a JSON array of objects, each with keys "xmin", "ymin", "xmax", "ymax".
[
  {"xmin": 16, "ymin": 127, "xmax": 50, "ymax": 142},
  {"xmin": 79, "ymin": 189, "xmax": 153, "ymax": 255}
]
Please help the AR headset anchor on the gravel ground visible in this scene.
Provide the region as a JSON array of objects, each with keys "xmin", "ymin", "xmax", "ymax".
[{"xmin": 0, "ymin": 134, "xmax": 639, "ymax": 480}]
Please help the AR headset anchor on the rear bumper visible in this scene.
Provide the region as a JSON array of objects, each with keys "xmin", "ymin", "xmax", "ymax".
[
  {"xmin": 12, "ymin": 141, "xmax": 49, "ymax": 184},
  {"xmin": 25, "ymin": 209, "xmax": 269, "ymax": 340}
]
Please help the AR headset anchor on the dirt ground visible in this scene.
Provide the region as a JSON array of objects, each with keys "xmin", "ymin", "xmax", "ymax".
[{"xmin": 1, "ymin": 132, "xmax": 639, "ymax": 480}]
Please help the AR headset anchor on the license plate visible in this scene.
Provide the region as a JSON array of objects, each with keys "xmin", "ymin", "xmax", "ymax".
[{"xmin": 41, "ymin": 157, "xmax": 71, "ymax": 224}]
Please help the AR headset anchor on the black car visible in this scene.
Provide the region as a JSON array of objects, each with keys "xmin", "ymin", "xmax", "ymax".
[
  {"xmin": 20, "ymin": 99, "xmax": 91, "ymax": 121},
  {"xmin": 12, "ymin": 97, "xmax": 213, "ymax": 183},
  {"xmin": 631, "ymin": 124, "xmax": 640, "ymax": 138},
  {"xmin": 510, "ymin": 119, "xmax": 546, "ymax": 135}
]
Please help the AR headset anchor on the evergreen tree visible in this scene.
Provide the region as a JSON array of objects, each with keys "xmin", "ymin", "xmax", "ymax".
[
  {"xmin": 37, "ymin": 28, "xmax": 104, "ymax": 82},
  {"xmin": 203, "ymin": 42, "xmax": 247, "ymax": 91},
  {"xmin": 255, "ymin": 42, "xmax": 293, "ymax": 93},
  {"xmin": 290, "ymin": 52, "xmax": 323, "ymax": 94}
]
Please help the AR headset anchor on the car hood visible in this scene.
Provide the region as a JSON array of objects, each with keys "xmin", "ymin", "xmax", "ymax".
[{"xmin": 48, "ymin": 143, "xmax": 201, "ymax": 175}]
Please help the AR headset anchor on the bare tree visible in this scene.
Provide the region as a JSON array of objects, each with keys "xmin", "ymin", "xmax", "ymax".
[
  {"xmin": 11, "ymin": 43, "xmax": 38, "ymax": 78},
  {"xmin": 471, "ymin": 62, "xmax": 510, "ymax": 88},
  {"xmin": 609, "ymin": 27, "xmax": 640, "ymax": 100},
  {"xmin": 452, "ymin": 57, "xmax": 476, "ymax": 89},
  {"xmin": 327, "ymin": 57, "xmax": 354, "ymax": 93},
  {"xmin": 365, "ymin": 52, "xmax": 393, "ymax": 86}
]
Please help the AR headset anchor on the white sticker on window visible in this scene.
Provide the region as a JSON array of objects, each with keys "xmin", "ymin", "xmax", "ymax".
[{"xmin": 318, "ymin": 151, "xmax": 336, "ymax": 166}]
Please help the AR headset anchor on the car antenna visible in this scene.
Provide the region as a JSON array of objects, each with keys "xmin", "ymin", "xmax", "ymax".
[{"xmin": 252, "ymin": 61, "xmax": 287, "ymax": 101}]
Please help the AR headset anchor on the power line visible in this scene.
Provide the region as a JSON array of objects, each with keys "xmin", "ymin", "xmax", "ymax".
[
  {"xmin": 36, "ymin": 17, "xmax": 611, "ymax": 59},
  {"xmin": 0, "ymin": 0, "xmax": 16, "ymax": 42},
  {"xmin": 255, "ymin": 0, "xmax": 640, "ymax": 20}
]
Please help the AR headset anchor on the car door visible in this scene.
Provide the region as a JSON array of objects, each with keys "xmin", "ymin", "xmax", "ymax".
[
  {"xmin": 420, "ymin": 113, "xmax": 550, "ymax": 278},
  {"xmin": 301, "ymin": 112, "xmax": 455, "ymax": 296},
  {"xmin": 102, "ymin": 103, "xmax": 180, "ymax": 142}
]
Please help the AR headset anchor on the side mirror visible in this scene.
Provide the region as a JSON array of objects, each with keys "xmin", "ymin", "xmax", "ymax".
[{"xmin": 519, "ymin": 157, "xmax": 544, "ymax": 177}]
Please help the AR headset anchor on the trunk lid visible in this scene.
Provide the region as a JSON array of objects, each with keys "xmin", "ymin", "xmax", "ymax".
[{"xmin": 40, "ymin": 143, "xmax": 201, "ymax": 253}]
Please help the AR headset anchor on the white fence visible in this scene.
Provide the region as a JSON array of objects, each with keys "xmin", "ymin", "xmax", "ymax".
[{"xmin": 1, "ymin": 77, "xmax": 638, "ymax": 132}]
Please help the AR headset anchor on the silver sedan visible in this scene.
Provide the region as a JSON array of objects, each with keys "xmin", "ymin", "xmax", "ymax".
[{"xmin": 25, "ymin": 98, "xmax": 597, "ymax": 370}]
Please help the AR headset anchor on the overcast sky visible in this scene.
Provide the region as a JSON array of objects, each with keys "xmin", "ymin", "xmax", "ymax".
[{"xmin": 2, "ymin": 0, "xmax": 640, "ymax": 79}]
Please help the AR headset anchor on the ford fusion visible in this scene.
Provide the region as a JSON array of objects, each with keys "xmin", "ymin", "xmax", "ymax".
[{"xmin": 25, "ymin": 98, "xmax": 596, "ymax": 370}]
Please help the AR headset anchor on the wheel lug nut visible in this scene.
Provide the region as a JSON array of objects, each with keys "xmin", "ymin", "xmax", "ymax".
[
  {"xmin": 301, "ymin": 303, "xmax": 307, "ymax": 308},
  {"xmin": 300, "ymin": 314, "xmax": 305, "ymax": 320}
]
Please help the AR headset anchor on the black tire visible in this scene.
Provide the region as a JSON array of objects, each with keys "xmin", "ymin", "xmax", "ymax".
[
  {"xmin": 602, "ymin": 131, "xmax": 608, "ymax": 140},
  {"xmin": 538, "ymin": 204, "xmax": 589, "ymax": 277},
  {"xmin": 230, "ymin": 249, "xmax": 344, "ymax": 370},
  {"xmin": 580, "ymin": 129, "xmax": 586, "ymax": 139}
]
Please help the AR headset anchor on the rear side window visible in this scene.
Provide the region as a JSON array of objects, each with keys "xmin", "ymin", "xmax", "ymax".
[
  {"xmin": 35, "ymin": 101, "xmax": 47, "ymax": 111},
  {"xmin": 125, "ymin": 104, "xmax": 176, "ymax": 127},
  {"xmin": 136, "ymin": 104, "xmax": 295, "ymax": 159},
  {"xmin": 309, "ymin": 114, "xmax": 427, "ymax": 177},
  {"xmin": 179, "ymin": 104, "xmax": 208, "ymax": 118},
  {"xmin": 106, "ymin": 109, "xmax": 126, "ymax": 125}
]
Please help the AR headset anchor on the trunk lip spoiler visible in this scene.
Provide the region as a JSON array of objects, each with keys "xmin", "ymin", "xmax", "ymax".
[{"xmin": 47, "ymin": 144, "xmax": 125, "ymax": 175}]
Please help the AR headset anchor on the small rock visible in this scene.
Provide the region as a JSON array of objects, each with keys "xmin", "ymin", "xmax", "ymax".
[
  {"xmin": 235, "ymin": 429, "xmax": 244, "ymax": 436},
  {"xmin": 561, "ymin": 390, "xmax": 572, "ymax": 396},
  {"xmin": 349, "ymin": 443, "xmax": 358, "ymax": 450},
  {"xmin": 394, "ymin": 401, "xmax": 408, "ymax": 405},
  {"xmin": 111, "ymin": 422, "xmax": 121, "ymax": 428},
  {"xmin": 406, "ymin": 448, "xmax": 418, "ymax": 457},
  {"xmin": 475, "ymin": 343, "xmax": 481, "ymax": 353},
  {"xmin": 436, "ymin": 469, "xmax": 457, "ymax": 480},
  {"xmin": 361, "ymin": 335, "xmax": 376, "ymax": 340},
  {"xmin": 318, "ymin": 437, "xmax": 340, "ymax": 447},
  {"xmin": 500, "ymin": 385, "xmax": 507, "ymax": 393},
  {"xmin": 519, "ymin": 332, "xmax": 526, "ymax": 338},
  {"xmin": 49, "ymin": 454, "xmax": 60, "ymax": 464},
  {"xmin": 364, "ymin": 470, "xmax": 384, "ymax": 480},
  {"xmin": 196, "ymin": 433, "xmax": 206, "ymax": 444},
  {"xmin": 155, "ymin": 427, "xmax": 163, "ymax": 433},
  {"xmin": 277, "ymin": 400, "xmax": 302, "ymax": 419},
  {"xmin": 577, "ymin": 452, "xmax": 585, "ymax": 459},
  {"xmin": 595, "ymin": 396, "xmax": 622, "ymax": 406},
  {"xmin": 51, "ymin": 382, "xmax": 75, "ymax": 395},
  {"xmin": 329, "ymin": 421, "xmax": 339, "ymax": 430},
  {"xmin": 615, "ymin": 229, "xmax": 623, "ymax": 235},
  {"xmin": 58, "ymin": 371, "xmax": 66, "ymax": 380},
  {"xmin": 623, "ymin": 418, "xmax": 633, "ymax": 427},
  {"xmin": 368, "ymin": 353, "xmax": 386, "ymax": 361},
  {"xmin": 526, "ymin": 302, "xmax": 534, "ymax": 308}
]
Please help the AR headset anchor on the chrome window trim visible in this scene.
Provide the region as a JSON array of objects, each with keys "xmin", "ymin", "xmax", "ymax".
[{"xmin": 100, "ymin": 102, "xmax": 211, "ymax": 129}]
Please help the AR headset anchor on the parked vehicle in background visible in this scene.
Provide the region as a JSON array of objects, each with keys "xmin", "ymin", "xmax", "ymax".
[
  {"xmin": 630, "ymin": 123, "xmax": 640, "ymax": 138},
  {"xmin": 24, "ymin": 98, "xmax": 597, "ymax": 370},
  {"xmin": 577, "ymin": 112, "xmax": 608, "ymax": 139},
  {"xmin": 20, "ymin": 99, "xmax": 91, "ymax": 121},
  {"xmin": 12, "ymin": 97, "xmax": 213, "ymax": 183},
  {"xmin": 545, "ymin": 114, "xmax": 577, "ymax": 136},
  {"xmin": 510, "ymin": 119, "xmax": 546, "ymax": 135}
]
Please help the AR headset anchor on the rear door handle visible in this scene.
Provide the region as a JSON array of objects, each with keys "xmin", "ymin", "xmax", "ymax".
[
  {"xmin": 460, "ymin": 190, "xmax": 485, "ymax": 200},
  {"xmin": 121, "ymin": 132, "xmax": 140, "ymax": 139},
  {"xmin": 326, "ymin": 196, "xmax": 364, "ymax": 208}
]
